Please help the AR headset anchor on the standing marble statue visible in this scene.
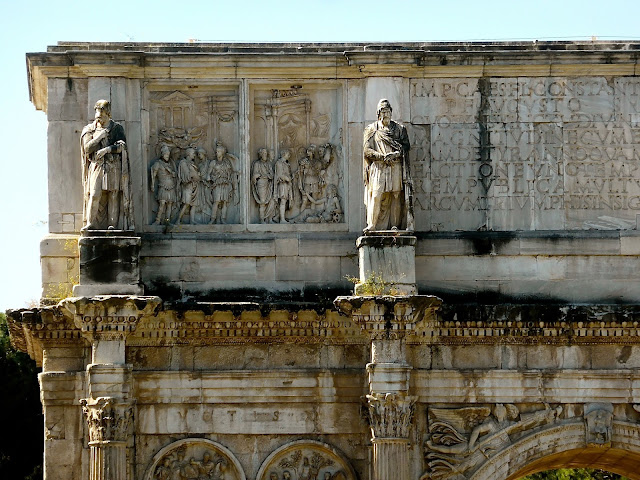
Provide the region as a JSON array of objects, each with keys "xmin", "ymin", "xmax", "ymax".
[
  {"xmin": 150, "ymin": 144, "xmax": 178, "ymax": 225},
  {"xmin": 363, "ymin": 99, "xmax": 412, "ymax": 232},
  {"xmin": 251, "ymin": 148, "xmax": 274, "ymax": 223},
  {"xmin": 81, "ymin": 99, "xmax": 132, "ymax": 231}
]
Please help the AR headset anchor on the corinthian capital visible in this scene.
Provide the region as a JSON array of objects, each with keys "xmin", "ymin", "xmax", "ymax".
[
  {"xmin": 365, "ymin": 392, "xmax": 417, "ymax": 439},
  {"xmin": 81, "ymin": 397, "xmax": 133, "ymax": 444}
]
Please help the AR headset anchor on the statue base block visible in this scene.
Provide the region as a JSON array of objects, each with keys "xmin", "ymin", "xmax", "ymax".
[
  {"xmin": 356, "ymin": 234, "xmax": 416, "ymax": 295},
  {"xmin": 73, "ymin": 233, "xmax": 143, "ymax": 296}
]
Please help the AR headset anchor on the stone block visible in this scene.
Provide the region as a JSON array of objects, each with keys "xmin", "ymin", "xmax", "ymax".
[
  {"xmin": 356, "ymin": 235, "xmax": 416, "ymax": 295},
  {"xmin": 268, "ymin": 344, "xmax": 321, "ymax": 368},
  {"xmin": 347, "ymin": 123, "xmax": 365, "ymax": 232},
  {"xmin": 48, "ymin": 77, "xmax": 88, "ymax": 121},
  {"xmin": 275, "ymin": 237, "xmax": 299, "ymax": 256},
  {"xmin": 275, "ymin": 256, "xmax": 340, "ymax": 282},
  {"xmin": 75, "ymin": 235, "xmax": 141, "ymax": 295},
  {"xmin": 47, "ymin": 121, "xmax": 84, "ymax": 218},
  {"xmin": 410, "ymin": 78, "xmax": 481, "ymax": 124},
  {"xmin": 194, "ymin": 345, "xmax": 269, "ymax": 370},
  {"xmin": 256, "ymin": 257, "xmax": 275, "ymax": 281},
  {"xmin": 42, "ymin": 256, "xmax": 72, "ymax": 284},
  {"xmin": 517, "ymin": 77, "xmax": 615, "ymax": 123},
  {"xmin": 87, "ymin": 78, "xmax": 111, "ymax": 120},
  {"xmin": 196, "ymin": 237, "xmax": 275, "ymax": 256},
  {"xmin": 362, "ymin": 77, "xmax": 411, "ymax": 124},
  {"xmin": 621, "ymin": 234, "xmax": 640, "ymax": 254},
  {"xmin": 299, "ymin": 234, "xmax": 357, "ymax": 256}
]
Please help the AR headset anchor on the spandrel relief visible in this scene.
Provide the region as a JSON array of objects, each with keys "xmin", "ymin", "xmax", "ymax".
[
  {"xmin": 251, "ymin": 86, "xmax": 345, "ymax": 224},
  {"xmin": 145, "ymin": 439, "xmax": 245, "ymax": 480},
  {"xmin": 147, "ymin": 87, "xmax": 241, "ymax": 226},
  {"xmin": 256, "ymin": 441, "xmax": 356, "ymax": 480},
  {"xmin": 423, "ymin": 403, "xmax": 562, "ymax": 479}
]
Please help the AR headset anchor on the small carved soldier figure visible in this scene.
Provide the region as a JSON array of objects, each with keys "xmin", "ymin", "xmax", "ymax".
[
  {"xmin": 81, "ymin": 99, "xmax": 132, "ymax": 230},
  {"xmin": 176, "ymin": 148, "xmax": 201, "ymax": 224},
  {"xmin": 274, "ymin": 149, "xmax": 294, "ymax": 223},
  {"xmin": 363, "ymin": 99, "xmax": 412, "ymax": 232},
  {"xmin": 251, "ymin": 147, "xmax": 274, "ymax": 223},
  {"xmin": 207, "ymin": 142, "xmax": 238, "ymax": 224},
  {"xmin": 298, "ymin": 145, "xmax": 324, "ymax": 213},
  {"xmin": 150, "ymin": 144, "xmax": 178, "ymax": 225}
]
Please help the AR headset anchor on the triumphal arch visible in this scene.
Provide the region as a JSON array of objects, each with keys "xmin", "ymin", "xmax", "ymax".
[{"xmin": 9, "ymin": 41, "xmax": 640, "ymax": 480}]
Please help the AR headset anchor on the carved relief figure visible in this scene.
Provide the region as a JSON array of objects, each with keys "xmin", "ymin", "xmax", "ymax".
[
  {"xmin": 195, "ymin": 147, "xmax": 211, "ymax": 218},
  {"xmin": 363, "ymin": 99, "xmax": 412, "ymax": 232},
  {"xmin": 81, "ymin": 99, "xmax": 132, "ymax": 231},
  {"xmin": 150, "ymin": 144, "xmax": 178, "ymax": 224},
  {"xmin": 176, "ymin": 148, "xmax": 202, "ymax": 224},
  {"xmin": 153, "ymin": 448, "xmax": 231, "ymax": 480},
  {"xmin": 252, "ymin": 148, "xmax": 274, "ymax": 223},
  {"xmin": 585, "ymin": 403, "xmax": 613, "ymax": 447},
  {"xmin": 206, "ymin": 142, "xmax": 239, "ymax": 224},
  {"xmin": 274, "ymin": 149, "xmax": 294, "ymax": 223},
  {"xmin": 298, "ymin": 145, "xmax": 325, "ymax": 213},
  {"xmin": 424, "ymin": 403, "xmax": 562, "ymax": 480}
]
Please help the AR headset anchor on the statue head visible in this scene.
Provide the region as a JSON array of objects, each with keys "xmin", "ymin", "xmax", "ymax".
[
  {"xmin": 377, "ymin": 99, "xmax": 393, "ymax": 125},
  {"xmin": 306, "ymin": 144, "xmax": 316, "ymax": 159},
  {"xmin": 160, "ymin": 144, "xmax": 171, "ymax": 160},
  {"xmin": 216, "ymin": 142, "xmax": 227, "ymax": 160},
  {"xmin": 280, "ymin": 149, "xmax": 290, "ymax": 160},
  {"xmin": 94, "ymin": 99, "xmax": 111, "ymax": 124},
  {"xmin": 493, "ymin": 403, "xmax": 508, "ymax": 422},
  {"xmin": 258, "ymin": 148, "xmax": 268, "ymax": 161},
  {"xmin": 196, "ymin": 147, "xmax": 207, "ymax": 160},
  {"xmin": 185, "ymin": 147, "xmax": 196, "ymax": 159}
]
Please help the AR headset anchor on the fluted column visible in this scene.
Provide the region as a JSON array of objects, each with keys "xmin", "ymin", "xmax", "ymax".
[
  {"xmin": 62, "ymin": 295, "xmax": 161, "ymax": 480},
  {"xmin": 334, "ymin": 295, "xmax": 440, "ymax": 480},
  {"xmin": 81, "ymin": 397, "xmax": 133, "ymax": 480}
]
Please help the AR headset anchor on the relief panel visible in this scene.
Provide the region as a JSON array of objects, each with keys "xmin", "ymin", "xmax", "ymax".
[
  {"xmin": 146, "ymin": 85, "xmax": 242, "ymax": 227},
  {"xmin": 250, "ymin": 84, "xmax": 345, "ymax": 225}
]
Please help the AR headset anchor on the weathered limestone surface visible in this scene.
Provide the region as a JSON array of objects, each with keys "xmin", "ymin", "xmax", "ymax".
[{"xmin": 13, "ymin": 41, "xmax": 640, "ymax": 480}]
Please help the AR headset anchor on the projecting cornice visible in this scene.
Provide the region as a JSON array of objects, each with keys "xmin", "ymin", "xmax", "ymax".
[{"xmin": 26, "ymin": 41, "xmax": 640, "ymax": 111}]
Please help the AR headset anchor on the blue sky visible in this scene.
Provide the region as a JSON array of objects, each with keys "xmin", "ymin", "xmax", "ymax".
[{"xmin": 1, "ymin": 0, "xmax": 639, "ymax": 311}]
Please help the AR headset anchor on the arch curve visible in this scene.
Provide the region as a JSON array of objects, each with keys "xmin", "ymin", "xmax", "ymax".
[
  {"xmin": 256, "ymin": 440, "xmax": 357, "ymax": 480},
  {"xmin": 468, "ymin": 421, "xmax": 640, "ymax": 480},
  {"xmin": 143, "ymin": 438, "xmax": 246, "ymax": 480}
]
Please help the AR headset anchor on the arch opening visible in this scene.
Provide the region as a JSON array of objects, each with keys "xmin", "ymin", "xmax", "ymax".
[{"xmin": 507, "ymin": 448, "xmax": 640, "ymax": 480}]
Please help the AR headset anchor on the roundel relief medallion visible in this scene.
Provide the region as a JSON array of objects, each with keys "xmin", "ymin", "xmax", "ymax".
[
  {"xmin": 145, "ymin": 438, "xmax": 246, "ymax": 480},
  {"xmin": 256, "ymin": 440, "xmax": 357, "ymax": 480}
]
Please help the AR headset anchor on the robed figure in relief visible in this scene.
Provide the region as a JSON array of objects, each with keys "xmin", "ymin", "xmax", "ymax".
[
  {"xmin": 363, "ymin": 99, "xmax": 412, "ymax": 233},
  {"xmin": 81, "ymin": 99, "xmax": 133, "ymax": 231}
]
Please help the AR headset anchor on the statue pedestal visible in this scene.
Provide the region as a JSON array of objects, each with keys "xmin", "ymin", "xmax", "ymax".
[
  {"xmin": 73, "ymin": 232, "xmax": 143, "ymax": 296},
  {"xmin": 356, "ymin": 233, "xmax": 416, "ymax": 295}
]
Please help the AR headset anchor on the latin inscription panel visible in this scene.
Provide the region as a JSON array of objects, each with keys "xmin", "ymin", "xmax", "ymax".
[{"xmin": 409, "ymin": 76, "xmax": 640, "ymax": 231}]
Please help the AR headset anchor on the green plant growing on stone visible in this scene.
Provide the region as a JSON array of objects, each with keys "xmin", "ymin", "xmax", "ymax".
[{"xmin": 345, "ymin": 272, "xmax": 401, "ymax": 296}]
